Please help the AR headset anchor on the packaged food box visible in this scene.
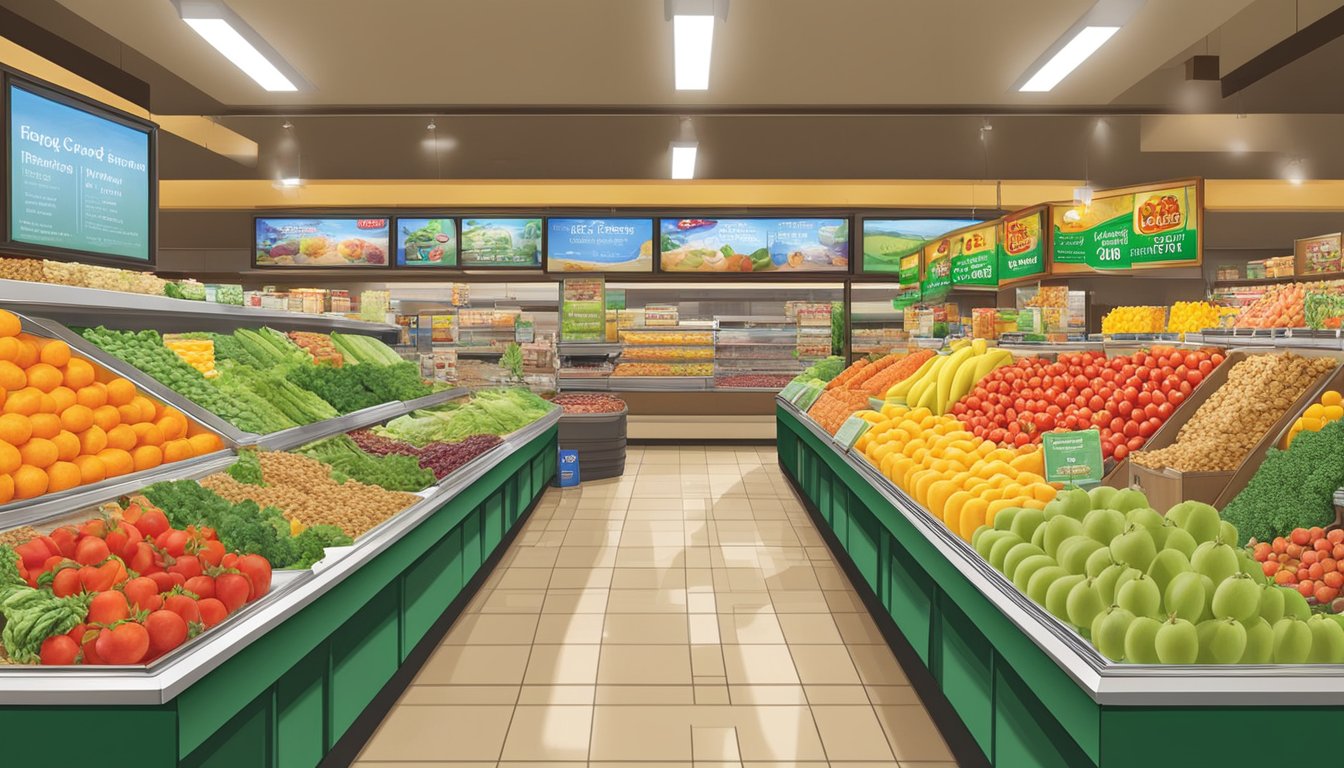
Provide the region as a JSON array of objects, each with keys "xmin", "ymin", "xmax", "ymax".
[{"xmin": 971, "ymin": 308, "xmax": 998, "ymax": 339}]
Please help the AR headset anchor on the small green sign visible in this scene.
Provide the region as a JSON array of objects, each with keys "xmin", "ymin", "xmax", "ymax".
[
  {"xmin": 833, "ymin": 415, "xmax": 872, "ymax": 450},
  {"xmin": 951, "ymin": 248, "xmax": 997, "ymax": 286},
  {"xmin": 778, "ymin": 381, "xmax": 806, "ymax": 402},
  {"xmin": 921, "ymin": 255, "xmax": 952, "ymax": 303},
  {"xmin": 999, "ymin": 211, "xmax": 1047, "ymax": 281},
  {"xmin": 1042, "ymin": 430, "xmax": 1105, "ymax": 486},
  {"xmin": 793, "ymin": 383, "xmax": 824, "ymax": 411},
  {"xmin": 891, "ymin": 285, "xmax": 922, "ymax": 309},
  {"xmin": 898, "ymin": 252, "xmax": 921, "ymax": 284}
]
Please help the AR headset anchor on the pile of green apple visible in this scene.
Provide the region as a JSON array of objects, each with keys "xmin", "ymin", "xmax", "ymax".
[{"xmin": 972, "ymin": 485, "xmax": 1344, "ymax": 664}]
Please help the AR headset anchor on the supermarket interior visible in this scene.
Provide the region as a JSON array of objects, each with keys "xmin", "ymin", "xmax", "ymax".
[{"xmin": 9, "ymin": 1, "xmax": 1344, "ymax": 766}]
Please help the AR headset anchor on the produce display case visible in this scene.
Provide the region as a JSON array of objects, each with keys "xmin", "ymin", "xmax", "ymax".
[
  {"xmin": 776, "ymin": 397, "xmax": 1344, "ymax": 768},
  {"xmin": 614, "ymin": 324, "xmax": 716, "ymax": 388}
]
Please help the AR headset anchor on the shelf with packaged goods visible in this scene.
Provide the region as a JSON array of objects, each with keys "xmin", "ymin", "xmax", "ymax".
[
  {"xmin": 0, "ymin": 403, "xmax": 558, "ymax": 768},
  {"xmin": 0, "ymin": 279, "xmax": 400, "ymax": 341},
  {"xmin": 775, "ymin": 400, "xmax": 1344, "ymax": 768}
]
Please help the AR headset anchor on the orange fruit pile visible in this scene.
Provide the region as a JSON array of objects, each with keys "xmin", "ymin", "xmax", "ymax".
[{"xmin": 0, "ymin": 310, "xmax": 223, "ymax": 504}]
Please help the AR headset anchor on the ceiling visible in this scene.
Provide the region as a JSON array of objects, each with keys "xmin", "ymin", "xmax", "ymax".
[{"xmin": 8, "ymin": 0, "xmax": 1344, "ymax": 183}]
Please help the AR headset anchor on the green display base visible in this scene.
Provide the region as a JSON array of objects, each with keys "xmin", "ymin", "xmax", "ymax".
[
  {"xmin": 777, "ymin": 407, "xmax": 1336, "ymax": 768},
  {"xmin": 0, "ymin": 425, "xmax": 557, "ymax": 768}
]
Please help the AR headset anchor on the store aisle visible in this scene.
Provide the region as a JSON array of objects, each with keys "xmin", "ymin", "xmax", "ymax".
[{"xmin": 355, "ymin": 446, "xmax": 958, "ymax": 768}]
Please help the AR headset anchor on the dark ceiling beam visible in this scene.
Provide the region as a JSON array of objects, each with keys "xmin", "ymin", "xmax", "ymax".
[
  {"xmin": 1222, "ymin": 4, "xmax": 1344, "ymax": 98},
  {"xmin": 0, "ymin": 5, "xmax": 150, "ymax": 108}
]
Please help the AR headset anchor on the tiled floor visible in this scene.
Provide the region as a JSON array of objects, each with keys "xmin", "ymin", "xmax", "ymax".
[{"xmin": 356, "ymin": 445, "xmax": 958, "ymax": 768}]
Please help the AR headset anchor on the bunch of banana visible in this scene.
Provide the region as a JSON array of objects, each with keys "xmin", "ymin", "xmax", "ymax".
[{"xmin": 885, "ymin": 339, "xmax": 1013, "ymax": 414}]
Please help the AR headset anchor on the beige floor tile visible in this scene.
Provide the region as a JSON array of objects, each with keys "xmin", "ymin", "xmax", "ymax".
[
  {"xmin": 598, "ymin": 644, "xmax": 693, "ymax": 685},
  {"xmin": 768, "ymin": 590, "xmax": 830, "ymax": 613},
  {"xmin": 497, "ymin": 763, "xmax": 587, "ymax": 768},
  {"xmin": 589, "ymin": 705, "xmax": 693, "ymax": 761},
  {"xmin": 689, "ymin": 613, "xmax": 721, "ymax": 644},
  {"xmin": 508, "ymin": 548, "xmax": 561, "ymax": 569},
  {"xmin": 547, "ymin": 567, "xmax": 613, "ymax": 589},
  {"xmin": 825, "ymin": 589, "xmax": 868, "ymax": 613},
  {"xmin": 722, "ymin": 644, "xmax": 799, "ymax": 685},
  {"xmin": 621, "ymin": 529, "xmax": 688, "ymax": 547},
  {"xmin": 691, "ymin": 644, "xmax": 726, "ymax": 676},
  {"xmin": 803, "ymin": 684, "xmax": 871, "ymax": 705},
  {"xmin": 764, "ymin": 564, "xmax": 822, "ymax": 591},
  {"xmin": 397, "ymin": 684, "xmax": 519, "ymax": 705},
  {"xmin": 595, "ymin": 685, "xmax": 695, "ymax": 704},
  {"xmin": 603, "ymin": 613, "xmax": 690, "ymax": 644},
  {"xmin": 688, "ymin": 592, "xmax": 718, "ymax": 613},
  {"xmin": 562, "ymin": 528, "xmax": 623, "ymax": 547},
  {"xmin": 695, "ymin": 684, "xmax": 731, "ymax": 704},
  {"xmin": 865, "ymin": 685, "xmax": 921, "ymax": 705},
  {"xmin": 790, "ymin": 644, "xmax": 862, "ymax": 685},
  {"xmin": 517, "ymin": 684, "xmax": 595, "ymax": 705},
  {"xmin": 833, "ymin": 613, "xmax": 886, "ymax": 645},
  {"xmin": 776, "ymin": 613, "xmax": 843, "ymax": 645},
  {"xmin": 739, "ymin": 763, "xmax": 827, "ymax": 768},
  {"xmin": 415, "ymin": 645, "xmax": 531, "ymax": 685},
  {"xmin": 812, "ymin": 706, "xmax": 896, "ymax": 762},
  {"xmin": 610, "ymin": 566, "xmax": 687, "ymax": 589},
  {"xmin": 717, "ymin": 612, "xmax": 785, "ymax": 644},
  {"xmin": 495, "ymin": 568, "xmax": 554, "ymax": 590},
  {"xmin": 686, "ymin": 567, "xmax": 715, "ymax": 592},
  {"xmin": 615, "ymin": 546, "xmax": 688, "ymax": 568},
  {"xmin": 714, "ymin": 567, "xmax": 769, "ymax": 592},
  {"xmin": 729, "ymin": 706, "xmax": 827, "ymax": 761},
  {"xmin": 874, "ymin": 705, "xmax": 955, "ymax": 762},
  {"xmin": 692, "ymin": 726, "xmax": 741, "ymax": 761},
  {"xmin": 727, "ymin": 684, "xmax": 809, "ymax": 705},
  {"xmin": 479, "ymin": 590, "xmax": 547, "ymax": 614},
  {"xmin": 523, "ymin": 644, "xmax": 601, "ymax": 685},
  {"xmin": 812, "ymin": 563, "xmax": 850, "ymax": 590},
  {"xmin": 534, "ymin": 613, "xmax": 605, "ymax": 644},
  {"xmin": 499, "ymin": 705, "xmax": 593, "ymax": 761},
  {"xmin": 358, "ymin": 705, "xmax": 513, "ymax": 761},
  {"xmin": 543, "ymin": 589, "xmax": 611, "ymax": 614},
  {"xmin": 356, "ymin": 763, "xmax": 495, "ymax": 768},
  {"xmin": 718, "ymin": 545, "xmax": 760, "ymax": 567},
  {"xmin": 442, "ymin": 613, "xmax": 539, "ymax": 645},
  {"xmin": 606, "ymin": 587, "xmax": 688, "ymax": 613},
  {"xmin": 714, "ymin": 592, "xmax": 773, "ymax": 614},
  {"xmin": 554, "ymin": 546, "xmax": 618, "ymax": 569},
  {"xmin": 848, "ymin": 645, "xmax": 911, "ymax": 686}
]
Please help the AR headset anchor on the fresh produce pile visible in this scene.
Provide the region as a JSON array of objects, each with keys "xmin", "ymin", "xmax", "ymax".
[
  {"xmin": 613, "ymin": 363, "xmax": 713, "ymax": 377},
  {"xmin": 1100, "ymin": 306, "xmax": 1166, "ymax": 335},
  {"xmin": 1, "ymin": 498, "xmax": 274, "ymax": 665},
  {"xmin": 330, "ymin": 332, "xmax": 407, "ymax": 365},
  {"xmin": 1131, "ymin": 352, "xmax": 1334, "ymax": 472},
  {"xmin": 374, "ymin": 389, "xmax": 552, "ymax": 446},
  {"xmin": 1234, "ymin": 282, "xmax": 1307, "ymax": 328},
  {"xmin": 855, "ymin": 350, "xmax": 935, "ymax": 397},
  {"xmin": 214, "ymin": 363, "xmax": 340, "ymax": 425},
  {"xmin": 788, "ymin": 356, "xmax": 846, "ymax": 388},
  {"xmin": 714, "ymin": 374, "xmax": 796, "ymax": 389},
  {"xmin": 1284, "ymin": 389, "xmax": 1343, "ymax": 447},
  {"xmin": 349, "ymin": 429, "xmax": 504, "ymax": 479},
  {"xmin": 971, "ymin": 487, "xmax": 1344, "ymax": 664},
  {"xmin": 807, "ymin": 388, "xmax": 875, "ymax": 434},
  {"xmin": 1220, "ymin": 419, "xmax": 1344, "ymax": 544},
  {"xmin": 287, "ymin": 332, "xmax": 343, "ymax": 366},
  {"xmin": 163, "ymin": 336, "xmax": 218, "ymax": 379},
  {"xmin": 294, "ymin": 436, "xmax": 435, "ymax": 492},
  {"xmin": 0, "ymin": 256, "xmax": 168, "ymax": 296},
  {"xmin": 1166, "ymin": 301, "xmax": 1222, "ymax": 334},
  {"xmin": 0, "ymin": 315, "xmax": 223, "ymax": 504},
  {"xmin": 1252, "ymin": 527, "xmax": 1344, "ymax": 610},
  {"xmin": 141, "ymin": 480, "xmax": 350, "ymax": 569},
  {"xmin": 621, "ymin": 347, "xmax": 714, "ymax": 361},
  {"xmin": 200, "ymin": 451, "xmax": 420, "ymax": 538},
  {"xmin": 887, "ymin": 341, "xmax": 1012, "ymax": 413},
  {"xmin": 953, "ymin": 347, "xmax": 1224, "ymax": 460},
  {"xmin": 1305, "ymin": 289, "xmax": 1344, "ymax": 330},
  {"xmin": 854, "ymin": 403, "xmax": 1056, "ymax": 541},
  {"xmin": 548, "ymin": 393, "xmax": 626, "ymax": 414}
]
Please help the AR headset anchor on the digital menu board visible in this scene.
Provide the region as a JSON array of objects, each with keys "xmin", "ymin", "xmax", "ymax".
[
  {"xmin": 395, "ymin": 218, "xmax": 458, "ymax": 267},
  {"xmin": 659, "ymin": 218, "xmax": 848, "ymax": 273},
  {"xmin": 547, "ymin": 218, "xmax": 654, "ymax": 272},
  {"xmin": 460, "ymin": 218, "xmax": 542, "ymax": 267},
  {"xmin": 860, "ymin": 219, "xmax": 982, "ymax": 275},
  {"xmin": 7, "ymin": 79, "xmax": 153, "ymax": 263},
  {"xmin": 1051, "ymin": 182, "xmax": 1201, "ymax": 271},
  {"xmin": 255, "ymin": 218, "xmax": 390, "ymax": 266}
]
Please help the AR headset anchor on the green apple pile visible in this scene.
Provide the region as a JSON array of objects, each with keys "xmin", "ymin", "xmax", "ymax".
[{"xmin": 972, "ymin": 486, "xmax": 1344, "ymax": 664}]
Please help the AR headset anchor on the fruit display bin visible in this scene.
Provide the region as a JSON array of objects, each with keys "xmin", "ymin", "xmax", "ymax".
[
  {"xmin": 0, "ymin": 408, "xmax": 559, "ymax": 768},
  {"xmin": 558, "ymin": 407, "xmax": 628, "ymax": 481},
  {"xmin": 776, "ymin": 398, "xmax": 1344, "ymax": 768}
]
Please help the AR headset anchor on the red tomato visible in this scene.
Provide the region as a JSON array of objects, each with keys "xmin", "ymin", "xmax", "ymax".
[
  {"xmin": 1102, "ymin": 439, "xmax": 1115, "ymax": 457},
  {"xmin": 148, "ymin": 571, "xmax": 177, "ymax": 593},
  {"xmin": 185, "ymin": 575, "xmax": 216, "ymax": 600},
  {"xmin": 1013, "ymin": 432, "xmax": 1031, "ymax": 448},
  {"xmin": 1137, "ymin": 391, "xmax": 1152, "ymax": 406},
  {"xmin": 49, "ymin": 527, "xmax": 77, "ymax": 559},
  {"xmin": 123, "ymin": 576, "xmax": 162, "ymax": 612},
  {"xmin": 1198, "ymin": 360, "xmax": 1213, "ymax": 375},
  {"xmin": 87, "ymin": 590, "xmax": 130, "ymax": 626},
  {"xmin": 164, "ymin": 593, "xmax": 201, "ymax": 624},
  {"xmin": 144, "ymin": 610, "xmax": 189, "ymax": 657},
  {"xmin": 215, "ymin": 573, "xmax": 251, "ymax": 613},
  {"xmin": 74, "ymin": 537, "xmax": 110, "ymax": 566},
  {"xmin": 95, "ymin": 622, "xmax": 149, "ymax": 665},
  {"xmin": 197, "ymin": 598, "xmax": 228, "ymax": 628},
  {"xmin": 1187, "ymin": 370, "xmax": 1204, "ymax": 386},
  {"xmin": 40, "ymin": 635, "xmax": 79, "ymax": 665},
  {"xmin": 1168, "ymin": 390, "xmax": 1185, "ymax": 407},
  {"xmin": 168, "ymin": 555, "xmax": 203, "ymax": 581},
  {"xmin": 1112, "ymin": 444, "xmax": 1128, "ymax": 461},
  {"xmin": 1127, "ymin": 436, "xmax": 1144, "ymax": 451},
  {"xmin": 1157, "ymin": 402, "xmax": 1174, "ymax": 419},
  {"xmin": 51, "ymin": 567, "xmax": 82, "ymax": 598},
  {"xmin": 135, "ymin": 509, "xmax": 170, "ymax": 539},
  {"xmin": 129, "ymin": 541, "xmax": 157, "ymax": 575}
]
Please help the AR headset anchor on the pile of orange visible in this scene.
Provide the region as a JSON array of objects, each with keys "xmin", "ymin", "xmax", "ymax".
[
  {"xmin": 0, "ymin": 310, "xmax": 223, "ymax": 504},
  {"xmin": 854, "ymin": 403, "xmax": 1060, "ymax": 542}
]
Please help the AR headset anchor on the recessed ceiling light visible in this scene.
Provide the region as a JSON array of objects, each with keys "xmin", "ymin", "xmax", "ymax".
[
  {"xmin": 279, "ymin": 177, "xmax": 302, "ymax": 187},
  {"xmin": 1020, "ymin": 26, "xmax": 1119, "ymax": 92},
  {"xmin": 670, "ymin": 142, "xmax": 698, "ymax": 179},
  {"xmin": 175, "ymin": 0, "xmax": 301, "ymax": 92},
  {"xmin": 668, "ymin": 0, "xmax": 726, "ymax": 90}
]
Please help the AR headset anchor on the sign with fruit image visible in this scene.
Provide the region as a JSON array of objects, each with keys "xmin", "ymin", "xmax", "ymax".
[
  {"xmin": 658, "ymin": 218, "xmax": 848, "ymax": 273},
  {"xmin": 998, "ymin": 209, "xmax": 1046, "ymax": 281},
  {"xmin": 920, "ymin": 251, "xmax": 952, "ymax": 302},
  {"xmin": 1050, "ymin": 181, "xmax": 1200, "ymax": 270},
  {"xmin": 948, "ymin": 221, "xmax": 999, "ymax": 286},
  {"xmin": 395, "ymin": 218, "xmax": 457, "ymax": 267},
  {"xmin": 255, "ymin": 218, "xmax": 390, "ymax": 267}
]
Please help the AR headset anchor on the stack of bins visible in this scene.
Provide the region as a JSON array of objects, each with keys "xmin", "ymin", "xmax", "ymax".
[{"xmin": 557, "ymin": 403, "xmax": 628, "ymax": 481}]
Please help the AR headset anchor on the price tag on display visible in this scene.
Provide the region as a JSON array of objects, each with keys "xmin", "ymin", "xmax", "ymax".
[
  {"xmin": 793, "ymin": 384, "xmax": 824, "ymax": 411},
  {"xmin": 833, "ymin": 415, "xmax": 872, "ymax": 450},
  {"xmin": 1042, "ymin": 430, "xmax": 1105, "ymax": 486},
  {"xmin": 778, "ymin": 381, "xmax": 806, "ymax": 402}
]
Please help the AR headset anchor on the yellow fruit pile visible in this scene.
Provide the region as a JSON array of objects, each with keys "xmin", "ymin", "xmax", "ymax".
[
  {"xmin": 1101, "ymin": 306, "xmax": 1167, "ymax": 334},
  {"xmin": 164, "ymin": 337, "xmax": 218, "ymax": 378},
  {"xmin": 855, "ymin": 404, "xmax": 1060, "ymax": 542},
  {"xmin": 1285, "ymin": 389, "xmax": 1344, "ymax": 447},
  {"xmin": 0, "ymin": 310, "xmax": 223, "ymax": 504},
  {"xmin": 1166, "ymin": 301, "xmax": 1222, "ymax": 334},
  {"xmin": 886, "ymin": 338, "xmax": 1012, "ymax": 414}
]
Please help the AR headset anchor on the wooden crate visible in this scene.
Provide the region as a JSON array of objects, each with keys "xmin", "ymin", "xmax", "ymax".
[{"xmin": 1128, "ymin": 348, "xmax": 1339, "ymax": 512}]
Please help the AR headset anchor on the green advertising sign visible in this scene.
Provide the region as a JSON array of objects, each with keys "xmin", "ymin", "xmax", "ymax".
[
  {"xmin": 999, "ymin": 210, "xmax": 1047, "ymax": 281},
  {"xmin": 793, "ymin": 383, "xmax": 824, "ymax": 411},
  {"xmin": 921, "ymin": 254, "xmax": 952, "ymax": 303},
  {"xmin": 899, "ymin": 252, "xmax": 921, "ymax": 285},
  {"xmin": 891, "ymin": 285, "xmax": 922, "ymax": 309},
  {"xmin": 1042, "ymin": 429, "xmax": 1105, "ymax": 486},
  {"xmin": 949, "ymin": 224, "xmax": 998, "ymax": 286},
  {"xmin": 560, "ymin": 277, "xmax": 605, "ymax": 342},
  {"xmin": 779, "ymin": 381, "xmax": 807, "ymax": 402},
  {"xmin": 1051, "ymin": 184, "xmax": 1199, "ymax": 270},
  {"xmin": 833, "ymin": 415, "xmax": 872, "ymax": 450}
]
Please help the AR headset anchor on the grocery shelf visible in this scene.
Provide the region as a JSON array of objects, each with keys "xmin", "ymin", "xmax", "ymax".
[
  {"xmin": 557, "ymin": 342, "xmax": 622, "ymax": 356},
  {"xmin": 0, "ymin": 279, "xmax": 400, "ymax": 340},
  {"xmin": 245, "ymin": 387, "xmax": 468, "ymax": 451},
  {"xmin": 0, "ymin": 406, "xmax": 559, "ymax": 705},
  {"xmin": 777, "ymin": 398, "xmax": 1344, "ymax": 705},
  {"xmin": 608, "ymin": 376, "xmax": 713, "ymax": 391}
]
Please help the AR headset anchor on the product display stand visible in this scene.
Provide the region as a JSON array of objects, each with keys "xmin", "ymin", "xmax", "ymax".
[
  {"xmin": 557, "ymin": 405, "xmax": 627, "ymax": 480},
  {"xmin": 776, "ymin": 398, "xmax": 1344, "ymax": 768}
]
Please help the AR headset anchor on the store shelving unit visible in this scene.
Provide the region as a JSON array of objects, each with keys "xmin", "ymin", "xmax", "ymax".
[
  {"xmin": 714, "ymin": 317, "xmax": 804, "ymax": 390},
  {"xmin": 611, "ymin": 324, "xmax": 716, "ymax": 389},
  {"xmin": 557, "ymin": 341, "xmax": 621, "ymax": 390}
]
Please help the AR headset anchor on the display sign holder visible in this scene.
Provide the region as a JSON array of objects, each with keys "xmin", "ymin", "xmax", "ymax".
[
  {"xmin": 792, "ymin": 383, "xmax": 824, "ymax": 410},
  {"xmin": 1042, "ymin": 429, "xmax": 1105, "ymax": 486},
  {"xmin": 997, "ymin": 205, "xmax": 1050, "ymax": 286},
  {"xmin": 833, "ymin": 414, "xmax": 873, "ymax": 450}
]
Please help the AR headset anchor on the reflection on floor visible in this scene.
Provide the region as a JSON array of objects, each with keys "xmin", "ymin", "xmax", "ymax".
[{"xmin": 356, "ymin": 445, "xmax": 959, "ymax": 768}]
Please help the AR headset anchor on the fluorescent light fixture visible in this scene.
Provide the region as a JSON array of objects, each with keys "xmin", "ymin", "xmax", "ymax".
[
  {"xmin": 1073, "ymin": 186, "xmax": 1094, "ymax": 206},
  {"xmin": 1020, "ymin": 26, "xmax": 1118, "ymax": 92},
  {"xmin": 670, "ymin": 142, "xmax": 698, "ymax": 179},
  {"xmin": 674, "ymin": 15, "xmax": 714, "ymax": 90},
  {"xmin": 176, "ymin": 0, "xmax": 300, "ymax": 91},
  {"xmin": 279, "ymin": 177, "xmax": 302, "ymax": 187}
]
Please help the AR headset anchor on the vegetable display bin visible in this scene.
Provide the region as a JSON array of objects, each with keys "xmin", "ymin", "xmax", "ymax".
[{"xmin": 557, "ymin": 407, "xmax": 627, "ymax": 481}]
